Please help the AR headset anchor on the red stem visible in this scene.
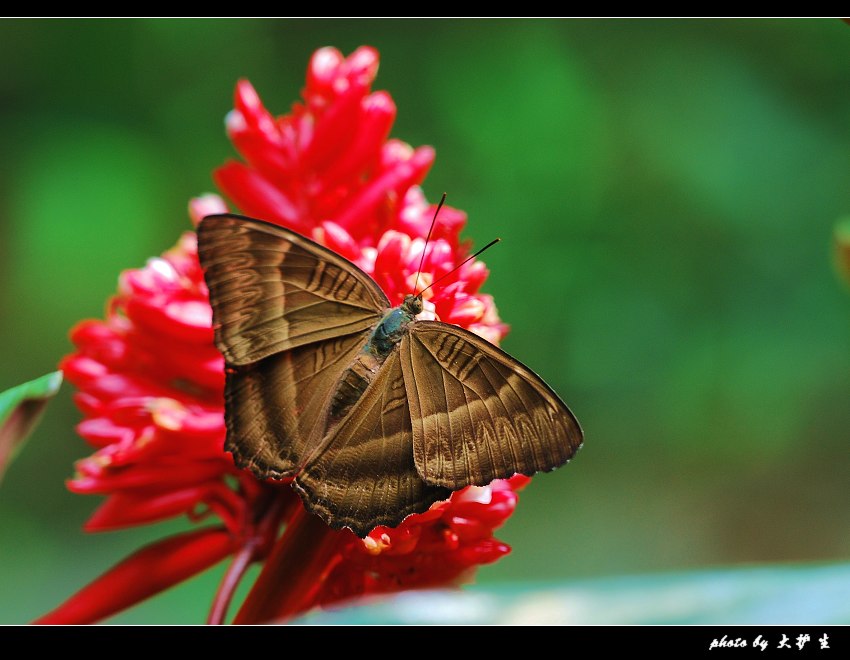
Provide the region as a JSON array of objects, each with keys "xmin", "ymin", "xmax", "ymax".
[
  {"xmin": 233, "ymin": 505, "xmax": 346, "ymax": 624},
  {"xmin": 207, "ymin": 488, "xmax": 292, "ymax": 624},
  {"xmin": 207, "ymin": 540, "xmax": 256, "ymax": 625},
  {"xmin": 35, "ymin": 527, "xmax": 237, "ymax": 624}
]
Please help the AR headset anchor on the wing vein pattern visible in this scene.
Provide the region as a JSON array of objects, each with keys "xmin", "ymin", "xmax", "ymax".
[{"xmin": 402, "ymin": 322, "xmax": 583, "ymax": 490}]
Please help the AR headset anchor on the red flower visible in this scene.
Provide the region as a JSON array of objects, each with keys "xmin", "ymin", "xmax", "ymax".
[{"xmin": 40, "ymin": 46, "xmax": 522, "ymax": 625}]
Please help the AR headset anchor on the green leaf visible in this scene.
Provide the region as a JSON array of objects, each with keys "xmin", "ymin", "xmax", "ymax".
[
  {"xmin": 0, "ymin": 371, "xmax": 63, "ymax": 483},
  {"xmin": 291, "ymin": 563, "xmax": 850, "ymax": 624}
]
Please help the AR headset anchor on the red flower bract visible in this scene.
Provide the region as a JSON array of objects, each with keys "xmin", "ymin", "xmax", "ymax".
[{"xmin": 41, "ymin": 46, "xmax": 522, "ymax": 625}]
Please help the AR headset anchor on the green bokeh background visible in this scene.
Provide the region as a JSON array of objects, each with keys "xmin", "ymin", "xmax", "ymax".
[{"xmin": 1, "ymin": 19, "xmax": 849, "ymax": 624}]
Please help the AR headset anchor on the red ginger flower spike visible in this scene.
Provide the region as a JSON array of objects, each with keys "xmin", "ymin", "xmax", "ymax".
[{"xmin": 41, "ymin": 45, "xmax": 520, "ymax": 625}]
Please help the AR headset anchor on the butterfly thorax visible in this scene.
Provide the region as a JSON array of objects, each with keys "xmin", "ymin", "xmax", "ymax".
[
  {"xmin": 325, "ymin": 295, "xmax": 422, "ymax": 430},
  {"xmin": 363, "ymin": 294, "xmax": 423, "ymax": 356}
]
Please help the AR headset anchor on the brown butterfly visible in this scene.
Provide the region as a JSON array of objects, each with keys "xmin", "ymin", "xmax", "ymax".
[{"xmin": 197, "ymin": 212, "xmax": 583, "ymax": 537}]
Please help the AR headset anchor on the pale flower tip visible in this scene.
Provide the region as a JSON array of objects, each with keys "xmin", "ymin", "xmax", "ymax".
[
  {"xmin": 147, "ymin": 398, "xmax": 188, "ymax": 432},
  {"xmin": 400, "ymin": 190, "xmax": 426, "ymax": 224},
  {"xmin": 376, "ymin": 228, "xmax": 411, "ymax": 253},
  {"xmin": 416, "ymin": 299, "xmax": 438, "ymax": 321},
  {"xmin": 309, "ymin": 47, "xmax": 345, "ymax": 86},
  {"xmin": 457, "ymin": 485, "xmax": 493, "ymax": 506},
  {"xmin": 363, "ymin": 90, "xmax": 395, "ymax": 115},
  {"xmin": 452, "ymin": 297, "xmax": 487, "ymax": 325},
  {"xmin": 362, "ymin": 535, "xmax": 383, "ymax": 556},
  {"xmin": 189, "ymin": 194, "xmax": 228, "ymax": 227},
  {"xmin": 356, "ymin": 247, "xmax": 377, "ymax": 274},
  {"xmin": 225, "ymin": 109, "xmax": 247, "ymax": 136},
  {"xmin": 412, "ymin": 145, "xmax": 436, "ymax": 168},
  {"xmin": 347, "ymin": 45, "xmax": 380, "ymax": 81},
  {"xmin": 235, "ymin": 79, "xmax": 261, "ymax": 111},
  {"xmin": 319, "ymin": 221, "xmax": 360, "ymax": 260},
  {"xmin": 166, "ymin": 300, "xmax": 213, "ymax": 330},
  {"xmin": 468, "ymin": 324, "xmax": 505, "ymax": 346},
  {"xmin": 146, "ymin": 257, "xmax": 179, "ymax": 283},
  {"xmin": 382, "ymin": 139, "xmax": 414, "ymax": 166}
]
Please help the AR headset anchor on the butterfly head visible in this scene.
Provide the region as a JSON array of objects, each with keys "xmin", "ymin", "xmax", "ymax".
[{"xmin": 401, "ymin": 294, "xmax": 424, "ymax": 316}]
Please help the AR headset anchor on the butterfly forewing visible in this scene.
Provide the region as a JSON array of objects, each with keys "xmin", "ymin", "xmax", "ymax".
[
  {"xmin": 401, "ymin": 322, "xmax": 583, "ymax": 490},
  {"xmin": 294, "ymin": 351, "xmax": 452, "ymax": 537},
  {"xmin": 198, "ymin": 215, "xmax": 389, "ymax": 365},
  {"xmin": 224, "ymin": 331, "xmax": 372, "ymax": 478}
]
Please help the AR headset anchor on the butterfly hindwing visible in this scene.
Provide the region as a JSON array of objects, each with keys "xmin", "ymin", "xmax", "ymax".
[
  {"xmin": 401, "ymin": 321, "xmax": 583, "ymax": 490},
  {"xmin": 198, "ymin": 214, "xmax": 389, "ymax": 365},
  {"xmin": 224, "ymin": 330, "xmax": 372, "ymax": 478},
  {"xmin": 294, "ymin": 351, "xmax": 452, "ymax": 537}
]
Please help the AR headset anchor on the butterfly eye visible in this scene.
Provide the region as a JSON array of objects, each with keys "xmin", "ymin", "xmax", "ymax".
[{"xmin": 403, "ymin": 294, "xmax": 423, "ymax": 315}]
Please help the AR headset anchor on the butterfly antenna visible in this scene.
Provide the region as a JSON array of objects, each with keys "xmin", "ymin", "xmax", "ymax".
[
  {"xmin": 413, "ymin": 192, "xmax": 447, "ymax": 296},
  {"xmin": 417, "ymin": 237, "xmax": 501, "ymax": 298}
]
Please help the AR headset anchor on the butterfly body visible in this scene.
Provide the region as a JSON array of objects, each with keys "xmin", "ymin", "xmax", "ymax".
[
  {"xmin": 322, "ymin": 297, "xmax": 421, "ymax": 436},
  {"xmin": 367, "ymin": 297, "xmax": 420, "ymax": 356},
  {"xmin": 198, "ymin": 214, "xmax": 583, "ymax": 537}
]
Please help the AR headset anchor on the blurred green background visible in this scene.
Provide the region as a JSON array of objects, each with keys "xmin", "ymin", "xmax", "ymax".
[{"xmin": 1, "ymin": 19, "xmax": 850, "ymax": 624}]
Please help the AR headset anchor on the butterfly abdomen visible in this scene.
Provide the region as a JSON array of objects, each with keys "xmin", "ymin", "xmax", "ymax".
[
  {"xmin": 327, "ymin": 353, "xmax": 381, "ymax": 428},
  {"xmin": 326, "ymin": 306, "xmax": 414, "ymax": 429}
]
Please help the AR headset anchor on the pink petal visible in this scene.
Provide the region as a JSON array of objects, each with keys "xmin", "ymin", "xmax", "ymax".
[
  {"xmin": 231, "ymin": 131, "xmax": 294, "ymax": 182},
  {"xmin": 317, "ymin": 221, "xmax": 360, "ymax": 261},
  {"xmin": 214, "ymin": 161, "xmax": 306, "ymax": 230},
  {"xmin": 333, "ymin": 146, "xmax": 434, "ymax": 233},
  {"xmin": 458, "ymin": 261, "xmax": 488, "ymax": 294},
  {"xmin": 319, "ymin": 91, "xmax": 396, "ymax": 188},
  {"xmin": 188, "ymin": 194, "xmax": 228, "ymax": 226},
  {"xmin": 341, "ymin": 46, "xmax": 380, "ymax": 88},
  {"xmin": 73, "ymin": 392, "xmax": 103, "ymax": 416},
  {"xmin": 446, "ymin": 516, "xmax": 493, "ymax": 542},
  {"xmin": 305, "ymin": 47, "xmax": 345, "ymax": 99},
  {"xmin": 70, "ymin": 321, "xmax": 129, "ymax": 368},
  {"xmin": 506, "ymin": 474, "xmax": 532, "ymax": 490},
  {"xmin": 77, "ymin": 418, "xmax": 136, "ymax": 448},
  {"xmin": 231, "ymin": 79, "xmax": 281, "ymax": 144},
  {"xmin": 445, "ymin": 297, "xmax": 486, "ymax": 326},
  {"xmin": 68, "ymin": 460, "xmax": 227, "ymax": 494},
  {"xmin": 85, "ymin": 488, "xmax": 212, "ymax": 530},
  {"xmin": 452, "ymin": 539, "xmax": 511, "ymax": 566},
  {"xmin": 301, "ymin": 78, "xmax": 370, "ymax": 173},
  {"xmin": 374, "ymin": 230, "xmax": 411, "ymax": 275},
  {"xmin": 60, "ymin": 354, "xmax": 107, "ymax": 383},
  {"xmin": 123, "ymin": 297, "xmax": 213, "ymax": 344}
]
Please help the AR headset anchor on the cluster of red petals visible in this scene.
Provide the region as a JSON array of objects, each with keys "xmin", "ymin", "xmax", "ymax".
[
  {"xmin": 60, "ymin": 233, "xmax": 259, "ymax": 535},
  {"xmin": 43, "ymin": 46, "xmax": 520, "ymax": 625},
  {"xmin": 216, "ymin": 46, "xmax": 508, "ymax": 341},
  {"xmin": 320, "ymin": 476, "xmax": 529, "ymax": 604}
]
